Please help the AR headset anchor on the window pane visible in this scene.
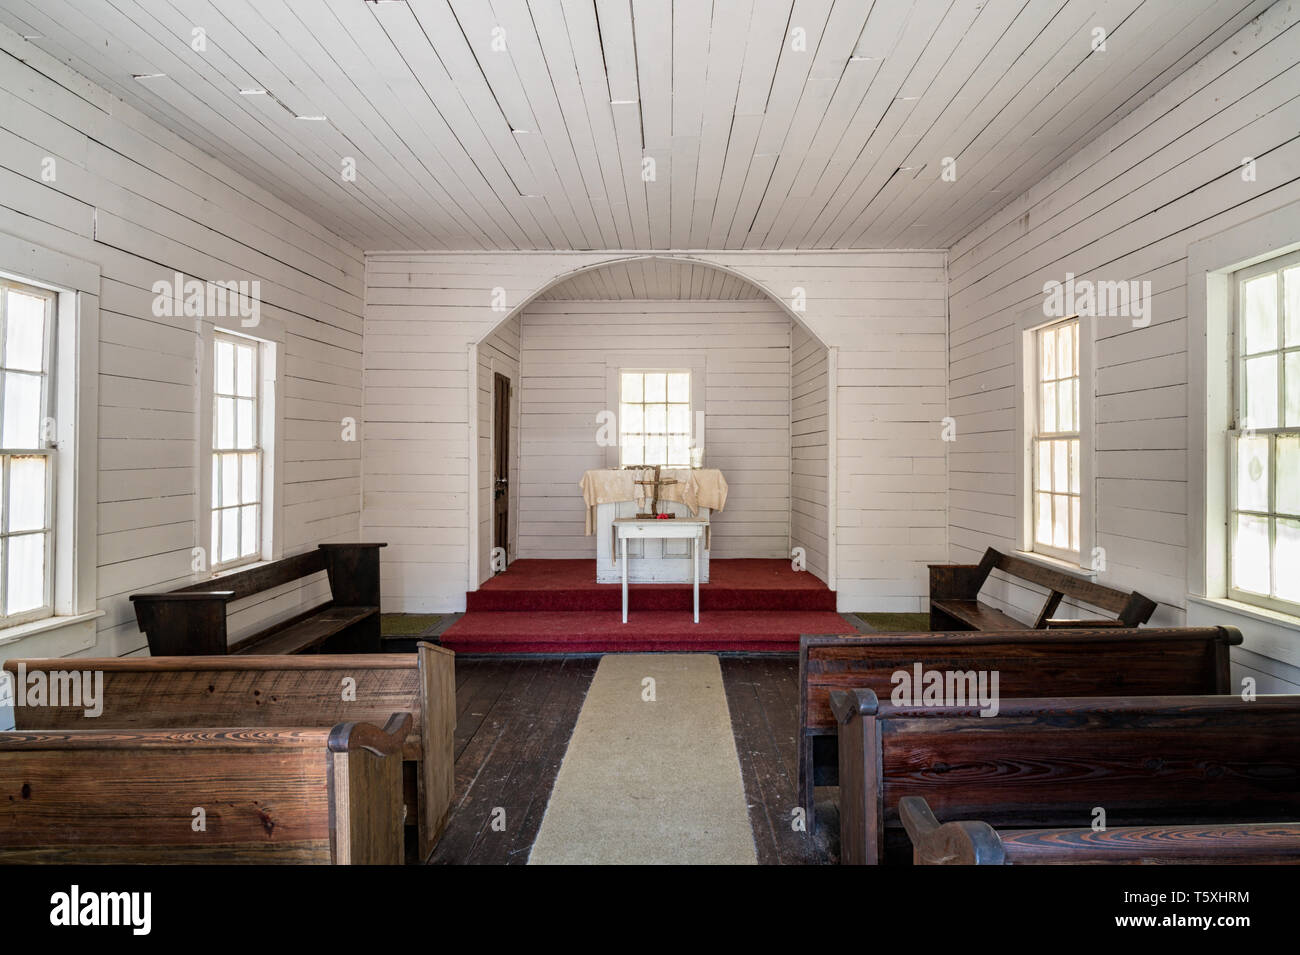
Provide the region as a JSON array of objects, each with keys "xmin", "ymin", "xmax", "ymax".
[
  {"xmin": 621, "ymin": 435, "xmax": 642, "ymax": 466},
  {"xmin": 2, "ymin": 372, "xmax": 42, "ymax": 448},
  {"xmin": 8, "ymin": 455, "xmax": 47, "ymax": 531},
  {"xmin": 1036, "ymin": 442, "xmax": 1051, "ymax": 491},
  {"xmin": 221, "ymin": 508, "xmax": 239, "ymax": 563},
  {"xmin": 667, "ymin": 435, "xmax": 689, "ymax": 467},
  {"xmin": 1286, "ymin": 353, "xmax": 1300, "ymax": 428},
  {"xmin": 1285, "ymin": 267, "xmax": 1300, "ymax": 347},
  {"xmin": 621, "ymin": 373, "xmax": 642, "ymax": 403},
  {"xmin": 1057, "ymin": 325, "xmax": 1073, "ymax": 379},
  {"xmin": 1053, "ymin": 440, "xmax": 1068, "ymax": 492},
  {"xmin": 1072, "ymin": 322, "xmax": 1080, "ymax": 375},
  {"xmin": 1278, "ymin": 435, "xmax": 1300, "ymax": 515},
  {"xmin": 237, "ymin": 398, "xmax": 255, "ymax": 448},
  {"xmin": 212, "ymin": 455, "xmax": 220, "ymax": 507},
  {"xmin": 667, "ymin": 404, "xmax": 690, "ymax": 434},
  {"xmin": 1277, "ymin": 519, "xmax": 1300, "ymax": 602},
  {"xmin": 1236, "ymin": 435, "xmax": 1269, "ymax": 511},
  {"xmin": 1244, "ymin": 354, "xmax": 1279, "ymax": 429},
  {"xmin": 644, "ymin": 373, "xmax": 666, "ymax": 402},
  {"xmin": 215, "ymin": 339, "xmax": 235, "ymax": 393},
  {"xmin": 236, "ymin": 345, "xmax": 254, "ymax": 397},
  {"xmin": 1035, "ymin": 492, "xmax": 1051, "ymax": 545},
  {"xmin": 1232, "ymin": 513, "xmax": 1270, "ymax": 594},
  {"xmin": 241, "ymin": 452, "xmax": 259, "ymax": 504},
  {"xmin": 4, "ymin": 291, "xmax": 46, "ymax": 372},
  {"xmin": 1058, "ymin": 378, "xmax": 1073, "ymax": 433},
  {"xmin": 1052, "ymin": 494, "xmax": 1069, "ymax": 549},
  {"xmin": 1041, "ymin": 382, "xmax": 1057, "ymax": 432},
  {"xmin": 216, "ymin": 397, "xmax": 236, "ymax": 449},
  {"xmin": 620, "ymin": 403, "xmax": 643, "ymax": 434},
  {"xmin": 644, "ymin": 435, "xmax": 667, "ymax": 465},
  {"xmin": 667, "ymin": 373, "xmax": 689, "ymax": 402},
  {"xmin": 240, "ymin": 504, "xmax": 259, "ymax": 557},
  {"xmin": 644, "ymin": 404, "xmax": 666, "ymax": 433},
  {"xmin": 6, "ymin": 532, "xmax": 44, "ymax": 613},
  {"xmin": 1069, "ymin": 439, "xmax": 1080, "ymax": 494},
  {"xmin": 1040, "ymin": 329, "xmax": 1055, "ymax": 381},
  {"xmin": 1242, "ymin": 273, "xmax": 1278, "ymax": 355},
  {"xmin": 222, "ymin": 453, "xmax": 240, "ymax": 506}
]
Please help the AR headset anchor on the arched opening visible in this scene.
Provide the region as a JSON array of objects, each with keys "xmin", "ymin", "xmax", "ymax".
[{"xmin": 467, "ymin": 254, "xmax": 834, "ymax": 595}]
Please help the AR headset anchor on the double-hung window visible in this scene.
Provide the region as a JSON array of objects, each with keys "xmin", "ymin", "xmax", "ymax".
[
  {"xmin": 211, "ymin": 332, "xmax": 266, "ymax": 570},
  {"xmin": 1228, "ymin": 252, "xmax": 1300, "ymax": 612},
  {"xmin": 619, "ymin": 370, "xmax": 691, "ymax": 468},
  {"xmin": 0, "ymin": 279, "xmax": 55, "ymax": 624},
  {"xmin": 1030, "ymin": 318, "xmax": 1081, "ymax": 560}
]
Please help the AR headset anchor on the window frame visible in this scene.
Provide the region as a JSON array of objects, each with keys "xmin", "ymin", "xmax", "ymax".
[
  {"xmin": 198, "ymin": 320, "xmax": 282, "ymax": 577},
  {"xmin": 210, "ymin": 331, "xmax": 266, "ymax": 572},
  {"xmin": 617, "ymin": 368, "xmax": 694, "ymax": 469},
  {"xmin": 1226, "ymin": 249, "xmax": 1300, "ymax": 616},
  {"xmin": 0, "ymin": 278, "xmax": 58, "ymax": 626},
  {"xmin": 1029, "ymin": 318, "xmax": 1082, "ymax": 562}
]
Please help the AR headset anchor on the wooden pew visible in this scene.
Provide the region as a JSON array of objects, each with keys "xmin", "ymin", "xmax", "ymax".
[
  {"xmin": 798, "ymin": 625, "xmax": 1240, "ymax": 829},
  {"xmin": 928, "ymin": 546, "xmax": 1157, "ymax": 631},
  {"xmin": 4, "ymin": 641, "xmax": 455, "ymax": 862},
  {"xmin": 829, "ymin": 691, "xmax": 1300, "ymax": 865},
  {"xmin": 899, "ymin": 798, "xmax": 1300, "ymax": 864},
  {"xmin": 0, "ymin": 713, "xmax": 410, "ymax": 864},
  {"xmin": 130, "ymin": 542, "xmax": 386, "ymax": 655}
]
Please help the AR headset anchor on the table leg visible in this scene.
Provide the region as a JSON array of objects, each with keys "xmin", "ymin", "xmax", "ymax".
[
  {"xmin": 621, "ymin": 535, "xmax": 628, "ymax": 624},
  {"xmin": 693, "ymin": 532, "xmax": 700, "ymax": 624}
]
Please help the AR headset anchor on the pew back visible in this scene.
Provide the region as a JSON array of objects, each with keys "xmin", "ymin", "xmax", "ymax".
[
  {"xmin": 831, "ymin": 691, "xmax": 1300, "ymax": 864},
  {"xmin": 0, "ymin": 714, "xmax": 410, "ymax": 864},
  {"xmin": 798, "ymin": 626, "xmax": 1240, "ymax": 824},
  {"xmin": 3, "ymin": 642, "xmax": 455, "ymax": 861}
]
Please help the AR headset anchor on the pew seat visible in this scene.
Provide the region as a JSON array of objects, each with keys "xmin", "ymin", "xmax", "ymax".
[
  {"xmin": 830, "ymin": 691, "xmax": 1300, "ymax": 865},
  {"xmin": 130, "ymin": 542, "xmax": 386, "ymax": 655},
  {"xmin": 929, "ymin": 546, "xmax": 1157, "ymax": 631},
  {"xmin": 0, "ymin": 714, "xmax": 410, "ymax": 864},
  {"xmin": 899, "ymin": 798, "xmax": 1300, "ymax": 864},
  {"xmin": 797, "ymin": 625, "xmax": 1240, "ymax": 830},
  {"xmin": 4, "ymin": 642, "xmax": 455, "ymax": 862}
]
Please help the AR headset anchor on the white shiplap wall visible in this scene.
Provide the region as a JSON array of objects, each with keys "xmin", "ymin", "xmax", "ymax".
[
  {"xmin": 0, "ymin": 30, "xmax": 365, "ymax": 659},
  {"xmin": 791, "ymin": 321, "xmax": 830, "ymax": 581},
  {"xmin": 516, "ymin": 298, "xmax": 792, "ymax": 560},
  {"xmin": 363, "ymin": 251, "xmax": 948, "ymax": 612},
  {"xmin": 475, "ymin": 313, "xmax": 521, "ymax": 585},
  {"xmin": 946, "ymin": 2, "xmax": 1300, "ymax": 686}
]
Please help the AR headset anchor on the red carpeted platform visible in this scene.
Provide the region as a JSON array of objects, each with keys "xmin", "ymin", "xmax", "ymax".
[{"xmin": 444, "ymin": 558, "xmax": 846, "ymax": 653}]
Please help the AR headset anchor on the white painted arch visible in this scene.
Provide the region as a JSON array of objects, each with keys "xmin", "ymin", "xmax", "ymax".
[{"xmin": 465, "ymin": 251, "xmax": 837, "ymax": 595}]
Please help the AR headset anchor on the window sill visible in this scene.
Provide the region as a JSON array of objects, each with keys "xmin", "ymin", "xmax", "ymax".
[
  {"xmin": 1186, "ymin": 595, "xmax": 1300, "ymax": 633},
  {"xmin": 1012, "ymin": 549, "xmax": 1097, "ymax": 580},
  {"xmin": 0, "ymin": 610, "xmax": 105, "ymax": 649}
]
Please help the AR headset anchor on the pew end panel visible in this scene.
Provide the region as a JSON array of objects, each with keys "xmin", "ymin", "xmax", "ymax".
[
  {"xmin": 328, "ymin": 712, "xmax": 411, "ymax": 865},
  {"xmin": 418, "ymin": 641, "xmax": 457, "ymax": 861}
]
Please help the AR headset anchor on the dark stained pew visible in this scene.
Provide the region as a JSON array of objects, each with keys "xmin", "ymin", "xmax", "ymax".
[
  {"xmin": 929, "ymin": 546, "xmax": 1157, "ymax": 631},
  {"xmin": 899, "ymin": 798, "xmax": 1300, "ymax": 864},
  {"xmin": 130, "ymin": 542, "xmax": 386, "ymax": 655},
  {"xmin": 798, "ymin": 625, "xmax": 1241, "ymax": 829},
  {"xmin": 830, "ymin": 691, "xmax": 1300, "ymax": 865},
  {"xmin": 4, "ymin": 642, "xmax": 455, "ymax": 862},
  {"xmin": 0, "ymin": 713, "xmax": 411, "ymax": 864}
]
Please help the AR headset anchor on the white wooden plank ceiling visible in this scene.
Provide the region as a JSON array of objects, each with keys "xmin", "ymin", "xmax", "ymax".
[{"xmin": 0, "ymin": 0, "xmax": 1274, "ymax": 251}]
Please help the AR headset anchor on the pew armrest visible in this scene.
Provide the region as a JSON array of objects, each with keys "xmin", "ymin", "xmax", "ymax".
[
  {"xmin": 829, "ymin": 688, "xmax": 879, "ymax": 724},
  {"xmin": 928, "ymin": 563, "xmax": 983, "ymax": 601},
  {"xmin": 899, "ymin": 796, "xmax": 1007, "ymax": 866},
  {"xmin": 129, "ymin": 591, "xmax": 236, "ymax": 656}
]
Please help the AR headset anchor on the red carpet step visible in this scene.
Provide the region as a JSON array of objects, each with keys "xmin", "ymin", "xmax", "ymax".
[
  {"xmin": 466, "ymin": 558, "xmax": 837, "ymax": 613},
  {"xmin": 439, "ymin": 609, "xmax": 851, "ymax": 654}
]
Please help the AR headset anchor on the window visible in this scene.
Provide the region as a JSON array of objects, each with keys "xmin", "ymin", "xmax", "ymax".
[
  {"xmin": 620, "ymin": 370, "xmax": 691, "ymax": 467},
  {"xmin": 1030, "ymin": 319, "xmax": 1081, "ymax": 559},
  {"xmin": 0, "ymin": 279, "xmax": 55, "ymax": 625},
  {"xmin": 1228, "ymin": 252, "xmax": 1300, "ymax": 612},
  {"xmin": 211, "ymin": 333, "xmax": 267, "ymax": 570}
]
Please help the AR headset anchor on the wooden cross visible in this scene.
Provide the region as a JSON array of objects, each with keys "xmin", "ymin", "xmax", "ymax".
[{"xmin": 631, "ymin": 465, "xmax": 678, "ymax": 519}]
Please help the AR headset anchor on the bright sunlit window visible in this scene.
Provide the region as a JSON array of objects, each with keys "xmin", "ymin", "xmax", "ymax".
[
  {"xmin": 620, "ymin": 370, "xmax": 690, "ymax": 467},
  {"xmin": 211, "ymin": 333, "xmax": 268, "ymax": 569},
  {"xmin": 1030, "ymin": 319, "xmax": 1081, "ymax": 560},
  {"xmin": 1229, "ymin": 251, "xmax": 1300, "ymax": 612}
]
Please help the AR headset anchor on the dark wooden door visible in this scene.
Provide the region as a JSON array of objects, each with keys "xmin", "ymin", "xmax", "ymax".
[{"xmin": 493, "ymin": 373, "xmax": 510, "ymax": 561}]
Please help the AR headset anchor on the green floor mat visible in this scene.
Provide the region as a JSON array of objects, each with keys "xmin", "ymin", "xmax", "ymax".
[
  {"xmin": 380, "ymin": 614, "xmax": 445, "ymax": 636},
  {"xmin": 856, "ymin": 612, "xmax": 930, "ymax": 633}
]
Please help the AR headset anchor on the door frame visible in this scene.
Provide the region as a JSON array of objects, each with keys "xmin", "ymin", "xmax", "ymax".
[{"xmin": 467, "ymin": 345, "xmax": 519, "ymax": 589}]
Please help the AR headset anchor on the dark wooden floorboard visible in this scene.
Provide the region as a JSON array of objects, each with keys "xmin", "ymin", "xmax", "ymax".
[{"xmin": 429, "ymin": 653, "xmax": 833, "ymax": 865}]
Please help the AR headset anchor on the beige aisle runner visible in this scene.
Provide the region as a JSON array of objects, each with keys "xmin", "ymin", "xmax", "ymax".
[{"xmin": 528, "ymin": 654, "xmax": 757, "ymax": 865}]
